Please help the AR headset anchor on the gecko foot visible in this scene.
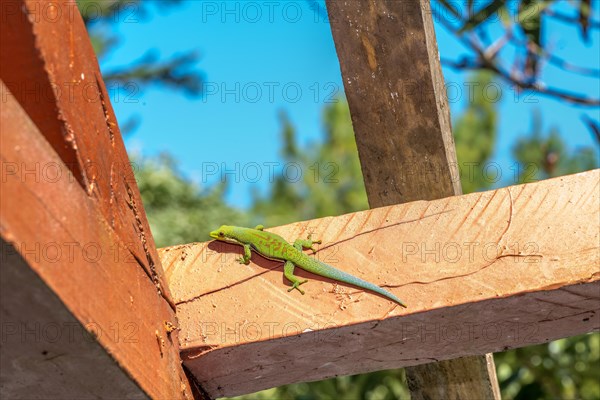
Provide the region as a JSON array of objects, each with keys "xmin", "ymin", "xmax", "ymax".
[
  {"xmin": 287, "ymin": 280, "xmax": 308, "ymax": 295},
  {"xmin": 294, "ymin": 237, "xmax": 321, "ymax": 253},
  {"xmin": 306, "ymin": 234, "xmax": 321, "ymax": 253},
  {"xmin": 307, "ymin": 233, "xmax": 321, "ymax": 243},
  {"xmin": 309, "ymin": 240, "xmax": 321, "ymax": 253}
]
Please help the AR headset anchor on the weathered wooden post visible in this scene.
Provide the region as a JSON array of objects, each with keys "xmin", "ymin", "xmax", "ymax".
[{"xmin": 1, "ymin": 1, "xmax": 196, "ymax": 397}]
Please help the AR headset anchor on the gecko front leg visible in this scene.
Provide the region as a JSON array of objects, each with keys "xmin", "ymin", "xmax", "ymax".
[
  {"xmin": 293, "ymin": 234, "xmax": 322, "ymax": 254},
  {"xmin": 236, "ymin": 243, "xmax": 252, "ymax": 264}
]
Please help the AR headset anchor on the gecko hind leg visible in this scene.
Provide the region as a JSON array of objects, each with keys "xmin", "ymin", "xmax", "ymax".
[{"xmin": 284, "ymin": 261, "xmax": 308, "ymax": 295}]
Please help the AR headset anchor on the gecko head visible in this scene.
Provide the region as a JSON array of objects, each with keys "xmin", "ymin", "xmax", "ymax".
[{"xmin": 209, "ymin": 225, "xmax": 236, "ymax": 242}]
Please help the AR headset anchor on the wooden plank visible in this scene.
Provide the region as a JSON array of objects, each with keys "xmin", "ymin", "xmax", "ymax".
[
  {"xmin": 0, "ymin": 82, "xmax": 194, "ymax": 399},
  {"xmin": 406, "ymin": 354, "xmax": 501, "ymax": 399},
  {"xmin": 0, "ymin": 0, "xmax": 173, "ymax": 306},
  {"xmin": 326, "ymin": 1, "xmax": 499, "ymax": 397},
  {"xmin": 1, "ymin": 238, "xmax": 146, "ymax": 399},
  {"xmin": 326, "ymin": 0, "xmax": 461, "ymax": 206},
  {"xmin": 161, "ymin": 170, "xmax": 600, "ymax": 397}
]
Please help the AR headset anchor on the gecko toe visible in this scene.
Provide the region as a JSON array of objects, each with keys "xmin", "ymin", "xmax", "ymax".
[{"xmin": 288, "ymin": 280, "xmax": 308, "ymax": 295}]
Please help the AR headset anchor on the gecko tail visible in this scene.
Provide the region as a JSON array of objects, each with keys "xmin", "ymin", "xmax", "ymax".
[{"xmin": 313, "ymin": 260, "xmax": 408, "ymax": 308}]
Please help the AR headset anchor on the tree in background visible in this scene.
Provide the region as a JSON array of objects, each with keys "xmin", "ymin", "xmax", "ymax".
[
  {"xmin": 250, "ymin": 102, "xmax": 368, "ymax": 228},
  {"xmin": 78, "ymin": 0, "xmax": 203, "ymax": 131},
  {"xmin": 133, "ymin": 153, "xmax": 247, "ymax": 247},
  {"xmin": 512, "ymin": 110, "xmax": 599, "ymax": 183},
  {"xmin": 434, "ymin": 0, "xmax": 599, "ymax": 109},
  {"xmin": 78, "ymin": 0, "xmax": 202, "ymax": 95},
  {"xmin": 497, "ymin": 334, "xmax": 600, "ymax": 400},
  {"xmin": 452, "ymin": 71, "xmax": 498, "ymax": 193}
]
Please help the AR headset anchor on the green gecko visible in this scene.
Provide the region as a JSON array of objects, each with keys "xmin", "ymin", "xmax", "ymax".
[{"xmin": 209, "ymin": 225, "xmax": 407, "ymax": 307}]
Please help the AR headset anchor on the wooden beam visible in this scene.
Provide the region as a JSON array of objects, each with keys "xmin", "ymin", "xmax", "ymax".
[
  {"xmin": 326, "ymin": 0, "xmax": 461, "ymax": 206},
  {"xmin": 326, "ymin": 0, "xmax": 499, "ymax": 397},
  {"xmin": 161, "ymin": 170, "xmax": 600, "ymax": 398},
  {"xmin": 1, "ymin": 239, "xmax": 146, "ymax": 399},
  {"xmin": 0, "ymin": 81, "xmax": 194, "ymax": 399},
  {"xmin": 0, "ymin": 0, "xmax": 173, "ymax": 305},
  {"xmin": 406, "ymin": 354, "xmax": 500, "ymax": 399}
]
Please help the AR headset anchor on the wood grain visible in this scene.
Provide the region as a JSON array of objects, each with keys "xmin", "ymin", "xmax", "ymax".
[
  {"xmin": 161, "ymin": 170, "xmax": 600, "ymax": 397},
  {"xmin": 0, "ymin": 82, "xmax": 194, "ymax": 399},
  {"xmin": 326, "ymin": 0, "xmax": 462, "ymax": 206},
  {"xmin": 0, "ymin": 0, "xmax": 173, "ymax": 305}
]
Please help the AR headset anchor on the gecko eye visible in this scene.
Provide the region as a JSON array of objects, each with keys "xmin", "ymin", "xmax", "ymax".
[{"xmin": 218, "ymin": 232, "xmax": 224, "ymax": 237}]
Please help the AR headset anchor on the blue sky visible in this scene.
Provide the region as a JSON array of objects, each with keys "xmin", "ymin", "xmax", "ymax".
[{"xmin": 99, "ymin": 1, "xmax": 599, "ymax": 207}]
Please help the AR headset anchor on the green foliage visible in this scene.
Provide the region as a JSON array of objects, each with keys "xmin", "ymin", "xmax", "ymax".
[
  {"xmin": 133, "ymin": 153, "xmax": 247, "ymax": 247},
  {"xmin": 452, "ymin": 71, "xmax": 498, "ymax": 193},
  {"xmin": 250, "ymin": 101, "xmax": 369, "ymax": 227},
  {"xmin": 232, "ymin": 369, "xmax": 409, "ymax": 400},
  {"xmin": 512, "ymin": 111, "xmax": 599, "ymax": 183},
  {"xmin": 452, "ymin": 72, "xmax": 598, "ymax": 192},
  {"xmin": 497, "ymin": 334, "xmax": 600, "ymax": 400}
]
